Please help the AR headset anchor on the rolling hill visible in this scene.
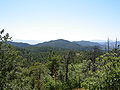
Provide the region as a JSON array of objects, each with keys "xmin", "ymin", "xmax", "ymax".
[
  {"xmin": 7, "ymin": 39, "xmax": 103, "ymax": 51},
  {"xmin": 74, "ymin": 40, "xmax": 101, "ymax": 46},
  {"xmin": 35, "ymin": 39, "xmax": 81, "ymax": 50},
  {"xmin": 7, "ymin": 41, "xmax": 31, "ymax": 47}
]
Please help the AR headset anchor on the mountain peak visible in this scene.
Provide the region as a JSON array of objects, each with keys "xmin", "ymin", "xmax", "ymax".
[
  {"xmin": 8, "ymin": 39, "xmax": 103, "ymax": 50},
  {"xmin": 74, "ymin": 41, "xmax": 101, "ymax": 46},
  {"xmin": 50, "ymin": 39, "xmax": 70, "ymax": 42}
]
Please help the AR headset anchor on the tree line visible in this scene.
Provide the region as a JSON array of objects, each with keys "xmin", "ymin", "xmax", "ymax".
[{"xmin": 0, "ymin": 29, "xmax": 120, "ymax": 90}]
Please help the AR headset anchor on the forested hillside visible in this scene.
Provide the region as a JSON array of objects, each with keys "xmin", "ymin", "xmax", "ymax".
[
  {"xmin": 8, "ymin": 39, "xmax": 103, "ymax": 51},
  {"xmin": 0, "ymin": 30, "xmax": 120, "ymax": 90}
]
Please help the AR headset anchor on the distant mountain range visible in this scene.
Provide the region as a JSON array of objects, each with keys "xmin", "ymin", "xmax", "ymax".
[
  {"xmin": 74, "ymin": 40, "xmax": 101, "ymax": 46},
  {"xmin": 35, "ymin": 39, "xmax": 82, "ymax": 50},
  {"xmin": 7, "ymin": 39, "xmax": 120, "ymax": 51},
  {"xmin": 7, "ymin": 41, "xmax": 31, "ymax": 47},
  {"xmin": 7, "ymin": 39, "xmax": 103, "ymax": 50}
]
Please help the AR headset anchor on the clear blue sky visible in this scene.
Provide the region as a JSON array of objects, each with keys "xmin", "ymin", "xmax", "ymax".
[{"xmin": 0, "ymin": 0, "xmax": 120, "ymax": 43}]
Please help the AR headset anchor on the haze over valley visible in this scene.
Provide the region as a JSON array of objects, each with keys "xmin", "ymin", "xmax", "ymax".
[{"xmin": 0, "ymin": 0, "xmax": 120, "ymax": 90}]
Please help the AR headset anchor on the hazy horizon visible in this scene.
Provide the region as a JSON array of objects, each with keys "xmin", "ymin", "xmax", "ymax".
[
  {"xmin": 0, "ymin": 0, "xmax": 120, "ymax": 42},
  {"xmin": 13, "ymin": 39, "xmax": 115, "ymax": 45}
]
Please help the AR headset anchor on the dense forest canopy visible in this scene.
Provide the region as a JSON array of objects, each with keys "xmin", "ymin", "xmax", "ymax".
[{"xmin": 0, "ymin": 30, "xmax": 120, "ymax": 90}]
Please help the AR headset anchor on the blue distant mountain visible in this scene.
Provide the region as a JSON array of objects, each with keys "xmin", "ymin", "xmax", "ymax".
[
  {"xmin": 35, "ymin": 39, "xmax": 81, "ymax": 50},
  {"xmin": 73, "ymin": 40, "xmax": 101, "ymax": 46},
  {"xmin": 7, "ymin": 41, "xmax": 31, "ymax": 47},
  {"xmin": 7, "ymin": 39, "xmax": 103, "ymax": 50}
]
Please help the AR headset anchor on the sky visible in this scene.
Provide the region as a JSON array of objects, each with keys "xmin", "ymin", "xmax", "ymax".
[{"xmin": 0, "ymin": 0, "xmax": 120, "ymax": 44}]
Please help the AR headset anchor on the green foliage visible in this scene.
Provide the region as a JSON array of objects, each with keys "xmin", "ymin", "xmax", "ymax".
[
  {"xmin": 0, "ymin": 29, "xmax": 120, "ymax": 90},
  {"xmin": 82, "ymin": 53, "xmax": 120, "ymax": 90},
  {"xmin": 28, "ymin": 62, "xmax": 49, "ymax": 90},
  {"xmin": 0, "ymin": 30, "xmax": 26, "ymax": 89}
]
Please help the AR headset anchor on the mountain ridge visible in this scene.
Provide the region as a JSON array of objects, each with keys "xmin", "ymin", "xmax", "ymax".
[
  {"xmin": 73, "ymin": 40, "xmax": 101, "ymax": 46},
  {"xmin": 7, "ymin": 39, "xmax": 103, "ymax": 51},
  {"xmin": 34, "ymin": 39, "xmax": 81, "ymax": 50}
]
